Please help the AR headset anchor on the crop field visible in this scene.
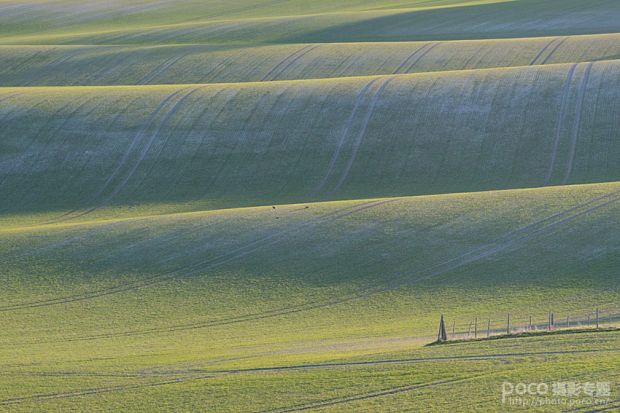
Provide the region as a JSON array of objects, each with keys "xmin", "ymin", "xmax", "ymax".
[{"xmin": 1, "ymin": 0, "xmax": 619, "ymax": 412}]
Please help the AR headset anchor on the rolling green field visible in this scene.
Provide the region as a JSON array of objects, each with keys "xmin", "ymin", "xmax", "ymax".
[{"xmin": 1, "ymin": 0, "xmax": 619, "ymax": 411}]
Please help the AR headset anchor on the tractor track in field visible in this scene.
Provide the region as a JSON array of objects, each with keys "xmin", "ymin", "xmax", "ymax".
[
  {"xmin": 530, "ymin": 38, "xmax": 560, "ymax": 65},
  {"xmin": 9, "ymin": 347, "xmax": 620, "ymax": 381},
  {"xmin": 0, "ymin": 200, "xmax": 392, "ymax": 313},
  {"xmin": 5, "ymin": 347, "xmax": 617, "ymax": 406},
  {"xmin": 51, "ymin": 95, "xmax": 146, "ymax": 201},
  {"xmin": 5, "ymin": 180, "xmax": 620, "ymax": 320},
  {"xmin": 3, "ymin": 50, "xmax": 46, "ymax": 74},
  {"xmin": 45, "ymin": 88, "xmax": 188, "ymax": 221},
  {"xmin": 86, "ymin": 48, "xmax": 133, "ymax": 83},
  {"xmin": 6, "ymin": 96, "xmax": 100, "ymax": 208},
  {"xmin": 314, "ymin": 77, "xmax": 380, "ymax": 194},
  {"xmin": 266, "ymin": 45, "xmax": 318, "ymax": 81},
  {"xmin": 0, "ymin": 374, "xmax": 218, "ymax": 406},
  {"xmin": 563, "ymin": 62, "xmax": 593, "ymax": 184},
  {"xmin": 0, "ymin": 372, "xmax": 459, "ymax": 407},
  {"xmin": 37, "ymin": 187, "xmax": 620, "ymax": 342},
  {"xmin": 197, "ymin": 86, "xmax": 276, "ymax": 195},
  {"xmin": 0, "ymin": 99, "xmax": 73, "ymax": 191},
  {"xmin": 124, "ymin": 85, "xmax": 218, "ymax": 194},
  {"xmin": 261, "ymin": 45, "xmax": 317, "ymax": 81},
  {"xmin": 227, "ymin": 82, "xmax": 295, "ymax": 193},
  {"xmin": 540, "ymin": 37, "xmax": 568, "ymax": 65},
  {"xmin": 174, "ymin": 88, "xmax": 242, "ymax": 196},
  {"xmin": 545, "ymin": 63, "xmax": 578, "ymax": 185},
  {"xmin": 23, "ymin": 48, "xmax": 89, "ymax": 87},
  {"xmin": 48, "ymin": 86, "xmax": 205, "ymax": 223},
  {"xmin": 142, "ymin": 87, "xmax": 232, "ymax": 199},
  {"xmin": 582, "ymin": 400, "xmax": 620, "ymax": 413},
  {"xmin": 393, "ymin": 43, "xmax": 430, "ymax": 74},
  {"xmin": 403, "ymin": 42, "xmax": 439, "ymax": 73},
  {"xmin": 253, "ymin": 377, "xmax": 472, "ymax": 413},
  {"xmin": 384, "ymin": 186, "xmax": 620, "ymax": 291},
  {"xmin": 82, "ymin": 87, "xmax": 205, "ymax": 210},
  {"xmin": 330, "ymin": 76, "xmax": 394, "ymax": 194},
  {"xmin": 137, "ymin": 53, "xmax": 190, "ymax": 85},
  {"xmin": 565, "ymin": 397, "xmax": 620, "ymax": 413},
  {"xmin": 276, "ymin": 81, "xmax": 339, "ymax": 195}
]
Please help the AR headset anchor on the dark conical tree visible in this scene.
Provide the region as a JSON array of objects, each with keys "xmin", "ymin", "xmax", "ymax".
[{"xmin": 437, "ymin": 314, "xmax": 447, "ymax": 342}]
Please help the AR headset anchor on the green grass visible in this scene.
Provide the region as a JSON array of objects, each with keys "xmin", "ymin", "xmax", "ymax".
[
  {"xmin": 2, "ymin": 0, "xmax": 620, "ymax": 45},
  {"xmin": 2, "ymin": 0, "xmax": 620, "ymax": 411},
  {"xmin": 2, "ymin": 61, "xmax": 620, "ymax": 222},
  {"xmin": 1, "ymin": 184, "xmax": 620, "ymax": 411},
  {"xmin": 3, "ymin": 33, "xmax": 620, "ymax": 86}
]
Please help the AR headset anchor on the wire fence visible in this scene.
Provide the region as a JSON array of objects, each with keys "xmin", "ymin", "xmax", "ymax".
[{"xmin": 438, "ymin": 306, "xmax": 620, "ymax": 342}]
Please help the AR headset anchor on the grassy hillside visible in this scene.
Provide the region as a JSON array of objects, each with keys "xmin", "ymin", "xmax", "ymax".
[
  {"xmin": 1, "ymin": 0, "xmax": 619, "ymax": 411},
  {"xmin": 2, "ymin": 61, "xmax": 620, "ymax": 222},
  {"xmin": 1, "ymin": 183, "xmax": 619, "ymax": 411},
  {"xmin": 3, "ymin": 33, "xmax": 620, "ymax": 86},
  {"xmin": 2, "ymin": 0, "xmax": 620, "ymax": 45}
]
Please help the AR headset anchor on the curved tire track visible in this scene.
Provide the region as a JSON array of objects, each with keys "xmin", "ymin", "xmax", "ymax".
[
  {"xmin": 138, "ymin": 53, "xmax": 190, "ymax": 85},
  {"xmin": 254, "ymin": 377, "xmax": 471, "ymax": 413},
  {"xmin": 404, "ymin": 42, "xmax": 439, "ymax": 73},
  {"xmin": 313, "ymin": 77, "xmax": 380, "ymax": 195},
  {"xmin": 562, "ymin": 62, "xmax": 593, "ymax": 184},
  {"xmin": 49, "ymin": 87, "xmax": 204, "ymax": 223},
  {"xmin": 330, "ymin": 76, "xmax": 394, "ymax": 194},
  {"xmin": 540, "ymin": 37, "xmax": 568, "ymax": 65},
  {"xmin": 0, "ymin": 200, "xmax": 391, "ymax": 313},
  {"xmin": 41, "ymin": 188, "xmax": 620, "ymax": 342},
  {"xmin": 545, "ymin": 63, "xmax": 578, "ymax": 185},
  {"xmin": 261, "ymin": 45, "xmax": 317, "ymax": 81},
  {"xmin": 393, "ymin": 43, "xmax": 430, "ymax": 74}
]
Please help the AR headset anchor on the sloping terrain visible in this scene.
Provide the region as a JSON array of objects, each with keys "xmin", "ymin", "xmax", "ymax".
[
  {"xmin": 1, "ymin": 0, "xmax": 619, "ymax": 411},
  {"xmin": 2, "ymin": 61, "xmax": 620, "ymax": 222},
  {"xmin": 3, "ymin": 33, "xmax": 620, "ymax": 85}
]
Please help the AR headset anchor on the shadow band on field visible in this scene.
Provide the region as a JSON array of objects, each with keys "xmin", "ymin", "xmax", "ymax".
[{"xmin": 287, "ymin": 0, "xmax": 620, "ymax": 43}]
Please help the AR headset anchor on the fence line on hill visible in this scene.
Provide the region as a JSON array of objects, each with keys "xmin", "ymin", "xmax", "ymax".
[{"xmin": 438, "ymin": 306, "xmax": 620, "ymax": 342}]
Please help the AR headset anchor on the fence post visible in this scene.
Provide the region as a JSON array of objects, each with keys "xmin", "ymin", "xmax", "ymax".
[
  {"xmin": 437, "ymin": 314, "xmax": 447, "ymax": 342},
  {"xmin": 566, "ymin": 315, "xmax": 569, "ymax": 328},
  {"xmin": 474, "ymin": 317, "xmax": 478, "ymax": 339},
  {"xmin": 529, "ymin": 315, "xmax": 532, "ymax": 331},
  {"xmin": 596, "ymin": 308, "xmax": 599, "ymax": 329},
  {"xmin": 507, "ymin": 313, "xmax": 510, "ymax": 335},
  {"xmin": 487, "ymin": 318, "xmax": 491, "ymax": 338},
  {"xmin": 452, "ymin": 320, "xmax": 455, "ymax": 339}
]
